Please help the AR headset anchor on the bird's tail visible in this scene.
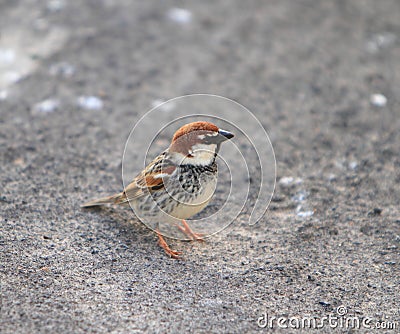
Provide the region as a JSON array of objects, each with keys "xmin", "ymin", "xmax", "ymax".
[{"xmin": 81, "ymin": 192, "xmax": 127, "ymax": 208}]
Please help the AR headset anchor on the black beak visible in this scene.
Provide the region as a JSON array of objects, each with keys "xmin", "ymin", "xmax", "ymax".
[{"xmin": 218, "ymin": 129, "xmax": 234, "ymax": 141}]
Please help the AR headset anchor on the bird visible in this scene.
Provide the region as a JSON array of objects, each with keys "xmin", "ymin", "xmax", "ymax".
[{"xmin": 82, "ymin": 121, "xmax": 234, "ymax": 258}]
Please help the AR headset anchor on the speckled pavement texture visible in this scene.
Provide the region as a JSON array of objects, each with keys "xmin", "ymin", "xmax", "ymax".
[{"xmin": 1, "ymin": 1, "xmax": 399, "ymax": 333}]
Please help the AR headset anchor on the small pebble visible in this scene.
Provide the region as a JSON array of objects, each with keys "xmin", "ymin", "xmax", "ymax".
[
  {"xmin": 296, "ymin": 205, "xmax": 314, "ymax": 218},
  {"xmin": 349, "ymin": 161, "xmax": 358, "ymax": 170},
  {"xmin": 297, "ymin": 210, "xmax": 314, "ymax": 218},
  {"xmin": 33, "ymin": 99, "xmax": 60, "ymax": 114},
  {"xmin": 327, "ymin": 174, "xmax": 337, "ymax": 182},
  {"xmin": 384, "ymin": 261, "xmax": 396, "ymax": 265},
  {"xmin": 167, "ymin": 8, "xmax": 192, "ymax": 24},
  {"xmin": 0, "ymin": 90, "xmax": 8, "ymax": 101},
  {"xmin": 368, "ymin": 208, "xmax": 382, "ymax": 216},
  {"xmin": 279, "ymin": 176, "xmax": 303, "ymax": 187},
  {"xmin": 370, "ymin": 94, "xmax": 387, "ymax": 107},
  {"xmin": 279, "ymin": 176, "xmax": 293, "ymax": 185},
  {"xmin": 0, "ymin": 48, "xmax": 15, "ymax": 64},
  {"xmin": 4, "ymin": 71, "xmax": 23, "ymax": 84},
  {"xmin": 78, "ymin": 96, "xmax": 103, "ymax": 110},
  {"xmin": 292, "ymin": 190, "xmax": 308, "ymax": 202},
  {"xmin": 47, "ymin": 0, "xmax": 65, "ymax": 12},
  {"xmin": 366, "ymin": 32, "xmax": 396, "ymax": 53},
  {"xmin": 13, "ymin": 157, "xmax": 24, "ymax": 166}
]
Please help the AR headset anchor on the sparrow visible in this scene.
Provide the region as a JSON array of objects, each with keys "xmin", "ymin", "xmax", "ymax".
[{"xmin": 82, "ymin": 121, "xmax": 234, "ymax": 258}]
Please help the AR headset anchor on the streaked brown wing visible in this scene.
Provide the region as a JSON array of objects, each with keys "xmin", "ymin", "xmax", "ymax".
[{"xmin": 119, "ymin": 152, "xmax": 176, "ymax": 204}]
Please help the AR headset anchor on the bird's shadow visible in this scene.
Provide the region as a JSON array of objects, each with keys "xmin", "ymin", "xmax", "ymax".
[{"xmin": 82, "ymin": 205, "xmax": 155, "ymax": 248}]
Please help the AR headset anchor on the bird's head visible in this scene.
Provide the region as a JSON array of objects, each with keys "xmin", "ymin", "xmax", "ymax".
[{"xmin": 168, "ymin": 121, "xmax": 234, "ymax": 166}]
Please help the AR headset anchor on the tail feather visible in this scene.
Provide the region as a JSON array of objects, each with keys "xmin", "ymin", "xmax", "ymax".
[{"xmin": 81, "ymin": 192, "xmax": 126, "ymax": 208}]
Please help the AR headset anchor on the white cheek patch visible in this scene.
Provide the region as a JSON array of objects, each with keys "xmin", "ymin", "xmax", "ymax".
[{"xmin": 190, "ymin": 143, "xmax": 217, "ymax": 165}]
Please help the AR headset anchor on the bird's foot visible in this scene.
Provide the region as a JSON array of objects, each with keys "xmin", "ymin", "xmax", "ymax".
[
  {"xmin": 156, "ymin": 230, "xmax": 182, "ymax": 259},
  {"xmin": 178, "ymin": 219, "xmax": 205, "ymax": 242}
]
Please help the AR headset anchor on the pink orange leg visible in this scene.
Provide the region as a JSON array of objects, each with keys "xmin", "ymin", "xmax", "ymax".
[
  {"xmin": 156, "ymin": 230, "xmax": 182, "ymax": 259},
  {"xmin": 177, "ymin": 219, "xmax": 205, "ymax": 242}
]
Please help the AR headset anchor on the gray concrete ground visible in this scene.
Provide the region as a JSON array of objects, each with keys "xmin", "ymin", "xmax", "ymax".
[{"xmin": 1, "ymin": 0, "xmax": 399, "ymax": 333}]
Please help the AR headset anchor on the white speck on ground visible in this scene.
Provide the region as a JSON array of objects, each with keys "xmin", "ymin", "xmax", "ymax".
[
  {"xmin": 167, "ymin": 8, "xmax": 192, "ymax": 24},
  {"xmin": 0, "ymin": 90, "xmax": 8, "ymax": 100},
  {"xmin": 366, "ymin": 32, "xmax": 396, "ymax": 53},
  {"xmin": 3, "ymin": 71, "xmax": 24, "ymax": 84},
  {"xmin": 296, "ymin": 205, "xmax": 314, "ymax": 218},
  {"xmin": 279, "ymin": 176, "xmax": 303, "ymax": 187},
  {"xmin": 78, "ymin": 96, "xmax": 103, "ymax": 110},
  {"xmin": 370, "ymin": 93, "xmax": 387, "ymax": 107},
  {"xmin": 327, "ymin": 174, "xmax": 337, "ymax": 182},
  {"xmin": 349, "ymin": 161, "xmax": 358, "ymax": 170},
  {"xmin": 47, "ymin": 0, "xmax": 65, "ymax": 12},
  {"xmin": 279, "ymin": 176, "xmax": 294, "ymax": 185},
  {"xmin": 0, "ymin": 48, "xmax": 16, "ymax": 64},
  {"xmin": 32, "ymin": 99, "xmax": 60, "ymax": 114}
]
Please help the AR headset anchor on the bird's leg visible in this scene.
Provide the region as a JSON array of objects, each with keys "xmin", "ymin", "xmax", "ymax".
[
  {"xmin": 156, "ymin": 229, "xmax": 182, "ymax": 259},
  {"xmin": 178, "ymin": 219, "xmax": 205, "ymax": 242}
]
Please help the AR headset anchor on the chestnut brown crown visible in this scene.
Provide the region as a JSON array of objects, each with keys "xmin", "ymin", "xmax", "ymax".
[{"xmin": 172, "ymin": 121, "xmax": 219, "ymax": 143}]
